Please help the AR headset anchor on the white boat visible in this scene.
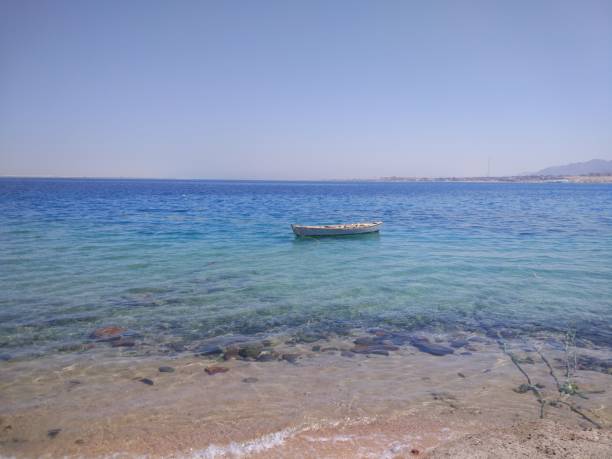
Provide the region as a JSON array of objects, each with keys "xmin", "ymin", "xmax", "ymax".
[{"xmin": 291, "ymin": 221, "xmax": 383, "ymax": 237}]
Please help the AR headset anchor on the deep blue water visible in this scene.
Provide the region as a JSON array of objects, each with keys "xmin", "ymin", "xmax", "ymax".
[{"xmin": 1, "ymin": 178, "xmax": 611, "ymax": 359}]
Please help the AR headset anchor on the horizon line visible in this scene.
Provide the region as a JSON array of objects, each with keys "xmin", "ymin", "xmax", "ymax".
[{"xmin": 0, "ymin": 173, "xmax": 545, "ymax": 182}]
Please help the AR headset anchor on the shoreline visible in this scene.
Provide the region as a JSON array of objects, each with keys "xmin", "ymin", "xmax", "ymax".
[{"xmin": 1, "ymin": 331, "xmax": 610, "ymax": 458}]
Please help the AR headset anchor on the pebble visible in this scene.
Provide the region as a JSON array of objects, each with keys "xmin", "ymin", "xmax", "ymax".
[
  {"xmin": 242, "ymin": 377, "xmax": 258, "ymax": 383},
  {"xmin": 47, "ymin": 429, "xmax": 61, "ymax": 439},
  {"xmin": 458, "ymin": 372, "xmax": 466, "ymax": 378},
  {"xmin": 138, "ymin": 378, "xmax": 154, "ymax": 386},
  {"xmin": 205, "ymin": 366, "xmax": 229, "ymax": 375},
  {"xmin": 341, "ymin": 350, "xmax": 355, "ymax": 358},
  {"xmin": 256, "ymin": 351, "xmax": 276, "ymax": 362},
  {"xmin": 158, "ymin": 366, "xmax": 175, "ymax": 373},
  {"xmin": 368, "ymin": 350, "xmax": 389, "ymax": 356},
  {"xmin": 311, "ymin": 345, "xmax": 321, "ymax": 352}
]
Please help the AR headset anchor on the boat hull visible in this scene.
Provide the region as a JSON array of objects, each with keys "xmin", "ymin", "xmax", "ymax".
[{"xmin": 291, "ymin": 221, "xmax": 383, "ymax": 237}]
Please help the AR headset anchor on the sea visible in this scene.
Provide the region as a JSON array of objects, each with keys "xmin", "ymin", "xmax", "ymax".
[
  {"xmin": 0, "ymin": 178, "xmax": 611, "ymax": 457},
  {"xmin": 1, "ymin": 178, "xmax": 611, "ymax": 357}
]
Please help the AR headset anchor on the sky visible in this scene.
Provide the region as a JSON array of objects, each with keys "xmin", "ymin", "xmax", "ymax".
[{"xmin": 1, "ymin": 0, "xmax": 611, "ymax": 180}]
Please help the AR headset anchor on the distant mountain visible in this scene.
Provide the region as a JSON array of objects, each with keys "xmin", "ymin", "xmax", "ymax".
[{"xmin": 531, "ymin": 159, "xmax": 612, "ymax": 176}]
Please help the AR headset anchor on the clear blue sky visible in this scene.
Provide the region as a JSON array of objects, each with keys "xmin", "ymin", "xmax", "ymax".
[{"xmin": 1, "ymin": 0, "xmax": 611, "ymax": 179}]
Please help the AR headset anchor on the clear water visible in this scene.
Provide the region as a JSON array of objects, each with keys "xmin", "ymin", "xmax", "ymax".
[{"xmin": 1, "ymin": 178, "xmax": 611, "ymax": 359}]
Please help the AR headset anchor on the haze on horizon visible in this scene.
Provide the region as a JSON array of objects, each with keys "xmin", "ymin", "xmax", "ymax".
[{"xmin": 1, "ymin": 0, "xmax": 611, "ymax": 180}]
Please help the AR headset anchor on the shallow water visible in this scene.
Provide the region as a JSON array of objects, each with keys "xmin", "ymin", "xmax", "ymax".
[{"xmin": 1, "ymin": 178, "xmax": 611, "ymax": 358}]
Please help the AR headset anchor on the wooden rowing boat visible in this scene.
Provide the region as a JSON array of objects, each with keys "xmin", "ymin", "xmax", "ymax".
[{"xmin": 291, "ymin": 221, "xmax": 383, "ymax": 237}]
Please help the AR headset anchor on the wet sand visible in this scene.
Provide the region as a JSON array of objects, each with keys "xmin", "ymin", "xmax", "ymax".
[{"xmin": 1, "ymin": 333, "xmax": 611, "ymax": 458}]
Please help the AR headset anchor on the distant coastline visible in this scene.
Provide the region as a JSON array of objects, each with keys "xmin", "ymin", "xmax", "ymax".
[{"xmin": 377, "ymin": 174, "xmax": 612, "ymax": 184}]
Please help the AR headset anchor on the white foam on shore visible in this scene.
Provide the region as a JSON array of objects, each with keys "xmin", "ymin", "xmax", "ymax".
[
  {"xmin": 191, "ymin": 426, "xmax": 299, "ymax": 458},
  {"xmin": 188, "ymin": 417, "xmax": 377, "ymax": 458}
]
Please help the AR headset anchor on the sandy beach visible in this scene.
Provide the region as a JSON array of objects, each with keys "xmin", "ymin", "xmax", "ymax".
[{"xmin": 1, "ymin": 330, "xmax": 610, "ymax": 458}]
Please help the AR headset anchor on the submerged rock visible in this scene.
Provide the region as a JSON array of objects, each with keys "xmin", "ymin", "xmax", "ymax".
[
  {"xmin": 89, "ymin": 326, "xmax": 126, "ymax": 341},
  {"xmin": 198, "ymin": 344, "xmax": 223, "ymax": 356},
  {"xmin": 341, "ymin": 350, "xmax": 356, "ymax": 358},
  {"xmin": 47, "ymin": 429, "xmax": 61, "ymax": 439},
  {"xmin": 238, "ymin": 343, "xmax": 263, "ymax": 360},
  {"xmin": 354, "ymin": 336, "xmax": 383, "ymax": 346},
  {"xmin": 450, "ymin": 339, "xmax": 469, "ymax": 349},
  {"xmin": 158, "ymin": 366, "xmax": 175, "ymax": 373},
  {"xmin": 281, "ymin": 353, "xmax": 299, "ymax": 363},
  {"xmin": 410, "ymin": 336, "xmax": 454, "ymax": 356},
  {"xmin": 514, "ymin": 355, "xmax": 535, "ymax": 364},
  {"xmin": 242, "ymin": 377, "xmax": 258, "ymax": 383},
  {"xmin": 223, "ymin": 346, "xmax": 240, "ymax": 360},
  {"xmin": 352, "ymin": 343, "xmax": 398, "ymax": 355},
  {"xmin": 369, "ymin": 328, "xmax": 391, "ymax": 338},
  {"xmin": 300, "ymin": 333, "xmax": 325, "ymax": 343},
  {"xmin": 198, "ymin": 336, "xmax": 250, "ymax": 357},
  {"xmin": 467, "ymin": 336, "xmax": 489, "ymax": 344},
  {"xmin": 138, "ymin": 378, "xmax": 154, "ymax": 386},
  {"xmin": 205, "ymin": 366, "xmax": 229, "ymax": 375},
  {"xmin": 57, "ymin": 343, "xmax": 87, "ymax": 352},
  {"xmin": 111, "ymin": 338, "xmax": 136, "ymax": 348},
  {"xmin": 368, "ymin": 349, "xmax": 389, "ymax": 356}
]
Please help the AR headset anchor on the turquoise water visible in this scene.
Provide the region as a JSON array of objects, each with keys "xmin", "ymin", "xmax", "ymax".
[{"xmin": 1, "ymin": 178, "xmax": 611, "ymax": 359}]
